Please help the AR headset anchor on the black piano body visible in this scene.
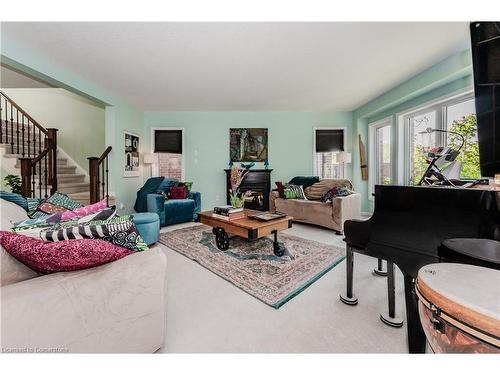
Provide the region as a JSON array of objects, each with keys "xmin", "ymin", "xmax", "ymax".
[{"xmin": 343, "ymin": 185, "xmax": 500, "ymax": 353}]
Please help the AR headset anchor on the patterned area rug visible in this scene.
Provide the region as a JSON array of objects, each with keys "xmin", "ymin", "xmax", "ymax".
[{"xmin": 159, "ymin": 224, "xmax": 345, "ymax": 308}]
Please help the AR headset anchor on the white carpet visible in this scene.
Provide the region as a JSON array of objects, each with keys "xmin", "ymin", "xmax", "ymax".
[{"xmin": 153, "ymin": 222, "xmax": 407, "ymax": 353}]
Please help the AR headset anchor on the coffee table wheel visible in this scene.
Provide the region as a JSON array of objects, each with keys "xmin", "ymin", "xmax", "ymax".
[
  {"xmin": 212, "ymin": 227, "xmax": 218, "ymax": 235},
  {"xmin": 273, "ymin": 242, "xmax": 286, "ymax": 257},
  {"xmin": 215, "ymin": 228, "xmax": 229, "ymax": 251}
]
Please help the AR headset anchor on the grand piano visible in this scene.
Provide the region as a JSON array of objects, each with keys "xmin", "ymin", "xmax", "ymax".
[
  {"xmin": 340, "ymin": 21, "xmax": 500, "ymax": 353},
  {"xmin": 341, "ymin": 185, "xmax": 499, "ymax": 353}
]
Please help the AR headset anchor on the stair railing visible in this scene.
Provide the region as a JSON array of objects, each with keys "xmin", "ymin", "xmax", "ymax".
[
  {"xmin": 88, "ymin": 146, "xmax": 112, "ymax": 206},
  {"xmin": 0, "ymin": 91, "xmax": 58, "ymax": 199}
]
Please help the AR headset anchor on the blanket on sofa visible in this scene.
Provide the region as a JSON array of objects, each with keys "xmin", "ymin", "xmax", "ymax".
[{"xmin": 133, "ymin": 177, "xmax": 165, "ymax": 212}]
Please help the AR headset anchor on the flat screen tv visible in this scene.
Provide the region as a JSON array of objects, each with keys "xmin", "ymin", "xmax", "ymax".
[{"xmin": 470, "ymin": 21, "xmax": 500, "ymax": 177}]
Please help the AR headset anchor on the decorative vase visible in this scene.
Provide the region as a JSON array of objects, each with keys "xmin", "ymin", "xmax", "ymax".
[{"xmin": 230, "ymin": 191, "xmax": 245, "ymax": 208}]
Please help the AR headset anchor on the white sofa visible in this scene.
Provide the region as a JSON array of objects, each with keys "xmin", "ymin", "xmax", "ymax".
[{"xmin": 0, "ymin": 199, "xmax": 167, "ymax": 353}]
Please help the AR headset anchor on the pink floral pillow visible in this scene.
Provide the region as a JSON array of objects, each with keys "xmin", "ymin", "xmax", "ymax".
[
  {"xmin": 61, "ymin": 198, "xmax": 107, "ymax": 221},
  {"xmin": 0, "ymin": 231, "xmax": 134, "ymax": 274}
]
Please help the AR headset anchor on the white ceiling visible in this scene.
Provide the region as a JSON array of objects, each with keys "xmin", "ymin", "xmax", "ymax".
[{"xmin": 1, "ymin": 22, "xmax": 471, "ymax": 111}]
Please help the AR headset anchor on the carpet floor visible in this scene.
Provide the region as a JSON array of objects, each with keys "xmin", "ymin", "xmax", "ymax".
[
  {"xmin": 154, "ymin": 222, "xmax": 408, "ymax": 353},
  {"xmin": 159, "ymin": 224, "xmax": 345, "ymax": 308}
]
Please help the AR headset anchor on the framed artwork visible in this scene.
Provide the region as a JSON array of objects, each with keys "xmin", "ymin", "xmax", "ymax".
[
  {"xmin": 124, "ymin": 131, "xmax": 140, "ymax": 177},
  {"xmin": 229, "ymin": 128, "xmax": 268, "ymax": 162}
]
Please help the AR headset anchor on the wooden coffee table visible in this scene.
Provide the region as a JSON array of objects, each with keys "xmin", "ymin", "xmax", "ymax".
[{"xmin": 198, "ymin": 209, "xmax": 293, "ymax": 256}]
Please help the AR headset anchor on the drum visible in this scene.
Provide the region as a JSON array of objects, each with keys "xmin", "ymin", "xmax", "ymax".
[{"xmin": 416, "ymin": 263, "xmax": 500, "ymax": 353}]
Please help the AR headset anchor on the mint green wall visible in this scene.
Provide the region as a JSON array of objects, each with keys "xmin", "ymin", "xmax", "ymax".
[
  {"xmin": 351, "ymin": 50, "xmax": 474, "ymax": 212},
  {"xmin": 1, "ymin": 36, "xmax": 145, "ymax": 213},
  {"xmin": 144, "ymin": 111, "xmax": 353, "ymax": 210}
]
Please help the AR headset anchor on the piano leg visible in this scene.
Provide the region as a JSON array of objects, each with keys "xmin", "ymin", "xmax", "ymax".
[
  {"xmin": 373, "ymin": 258, "xmax": 388, "ymax": 277},
  {"xmin": 380, "ymin": 261, "xmax": 403, "ymax": 328},
  {"xmin": 339, "ymin": 245, "xmax": 358, "ymax": 305},
  {"xmin": 403, "ymin": 273, "xmax": 426, "ymax": 353}
]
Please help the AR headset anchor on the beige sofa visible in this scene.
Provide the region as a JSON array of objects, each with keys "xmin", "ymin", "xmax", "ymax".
[
  {"xmin": 0, "ymin": 199, "xmax": 167, "ymax": 353},
  {"xmin": 270, "ymin": 179, "xmax": 361, "ymax": 234}
]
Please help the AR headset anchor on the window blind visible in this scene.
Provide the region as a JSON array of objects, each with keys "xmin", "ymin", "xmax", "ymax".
[
  {"xmin": 154, "ymin": 130, "xmax": 183, "ymax": 154},
  {"xmin": 315, "ymin": 129, "xmax": 344, "ymax": 152}
]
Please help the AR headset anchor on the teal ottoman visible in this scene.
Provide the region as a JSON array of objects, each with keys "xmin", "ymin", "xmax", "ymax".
[{"xmin": 133, "ymin": 212, "xmax": 160, "ymax": 245}]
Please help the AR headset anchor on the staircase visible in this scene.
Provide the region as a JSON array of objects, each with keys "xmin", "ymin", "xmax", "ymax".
[
  {"xmin": 0, "ymin": 91, "xmax": 111, "ymax": 205},
  {"xmin": 0, "ymin": 138, "xmax": 89, "ymax": 195}
]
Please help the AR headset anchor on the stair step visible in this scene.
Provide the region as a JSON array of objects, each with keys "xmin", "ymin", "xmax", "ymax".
[
  {"xmin": 55, "ymin": 166, "xmax": 77, "ymax": 173},
  {"xmin": 56, "ymin": 182, "xmax": 89, "ymax": 194},
  {"xmin": 11, "ymin": 157, "xmax": 67, "ymax": 167},
  {"xmin": 68, "ymin": 192, "xmax": 116, "ymax": 206},
  {"xmin": 56, "ymin": 174, "xmax": 85, "ymax": 183}
]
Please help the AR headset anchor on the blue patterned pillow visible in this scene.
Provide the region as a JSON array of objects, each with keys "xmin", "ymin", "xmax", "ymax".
[
  {"xmin": 0, "ymin": 191, "xmax": 28, "ymax": 211},
  {"xmin": 27, "ymin": 197, "xmax": 41, "ymax": 212}
]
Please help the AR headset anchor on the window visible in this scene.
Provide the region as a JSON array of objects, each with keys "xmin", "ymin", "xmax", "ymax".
[
  {"xmin": 313, "ymin": 128, "xmax": 345, "ymax": 179},
  {"xmin": 401, "ymin": 92, "xmax": 478, "ymax": 184},
  {"xmin": 369, "ymin": 117, "xmax": 392, "ymax": 196},
  {"xmin": 152, "ymin": 129, "xmax": 184, "ymax": 180}
]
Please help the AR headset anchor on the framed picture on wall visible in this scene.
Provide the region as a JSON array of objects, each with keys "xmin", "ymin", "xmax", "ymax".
[
  {"xmin": 229, "ymin": 128, "xmax": 268, "ymax": 162},
  {"xmin": 124, "ymin": 131, "xmax": 140, "ymax": 177}
]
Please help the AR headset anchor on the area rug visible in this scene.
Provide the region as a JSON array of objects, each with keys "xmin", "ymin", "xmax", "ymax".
[{"xmin": 159, "ymin": 224, "xmax": 345, "ymax": 308}]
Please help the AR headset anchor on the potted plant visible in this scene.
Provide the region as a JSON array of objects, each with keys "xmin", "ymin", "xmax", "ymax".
[
  {"xmin": 229, "ymin": 165, "xmax": 251, "ymax": 208},
  {"xmin": 4, "ymin": 174, "xmax": 22, "ymax": 195}
]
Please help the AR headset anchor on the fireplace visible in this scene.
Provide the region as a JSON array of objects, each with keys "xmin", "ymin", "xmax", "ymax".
[{"xmin": 225, "ymin": 169, "xmax": 272, "ymax": 211}]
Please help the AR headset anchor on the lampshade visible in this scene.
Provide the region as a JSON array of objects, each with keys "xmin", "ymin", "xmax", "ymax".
[
  {"xmin": 143, "ymin": 153, "xmax": 158, "ymax": 164},
  {"xmin": 336, "ymin": 151, "xmax": 352, "ymax": 163}
]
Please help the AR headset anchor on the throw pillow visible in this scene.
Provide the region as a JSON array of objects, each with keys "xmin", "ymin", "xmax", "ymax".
[
  {"xmin": 284, "ymin": 184, "xmax": 307, "ymax": 200},
  {"xmin": 28, "ymin": 191, "xmax": 83, "ymax": 219},
  {"xmin": 77, "ymin": 206, "xmax": 117, "ymax": 224},
  {"xmin": 284, "ymin": 189, "xmax": 298, "ymax": 199},
  {"xmin": 0, "ymin": 191, "xmax": 28, "ymax": 211},
  {"xmin": 0, "ymin": 231, "xmax": 134, "ymax": 274},
  {"xmin": 170, "ymin": 186, "xmax": 188, "ymax": 199},
  {"xmin": 27, "ymin": 197, "xmax": 41, "ymax": 212},
  {"xmin": 45, "ymin": 191, "xmax": 84, "ymax": 210},
  {"xmin": 36, "ymin": 201, "xmax": 69, "ymax": 215},
  {"xmin": 321, "ymin": 186, "xmax": 339, "ymax": 203},
  {"xmin": 181, "ymin": 181, "xmax": 193, "ymax": 192},
  {"xmin": 40, "ymin": 215, "xmax": 149, "ymax": 252},
  {"xmin": 321, "ymin": 186, "xmax": 354, "ymax": 202},
  {"xmin": 335, "ymin": 186, "xmax": 354, "ymax": 197},
  {"xmin": 47, "ymin": 198, "xmax": 108, "ymax": 224},
  {"xmin": 275, "ymin": 181, "xmax": 285, "ymax": 199}
]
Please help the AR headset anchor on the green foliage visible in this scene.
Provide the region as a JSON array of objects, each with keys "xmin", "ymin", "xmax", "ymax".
[
  {"xmin": 412, "ymin": 114, "xmax": 480, "ymax": 184},
  {"xmin": 412, "ymin": 144, "xmax": 429, "ymax": 185},
  {"xmin": 447, "ymin": 114, "xmax": 481, "ymax": 180},
  {"xmin": 4, "ymin": 174, "xmax": 22, "ymax": 194}
]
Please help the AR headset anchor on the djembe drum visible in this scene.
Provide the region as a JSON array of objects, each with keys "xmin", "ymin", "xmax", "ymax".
[{"xmin": 416, "ymin": 263, "xmax": 500, "ymax": 353}]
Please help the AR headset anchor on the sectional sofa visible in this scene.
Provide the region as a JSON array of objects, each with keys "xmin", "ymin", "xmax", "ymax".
[{"xmin": 0, "ymin": 198, "xmax": 168, "ymax": 353}]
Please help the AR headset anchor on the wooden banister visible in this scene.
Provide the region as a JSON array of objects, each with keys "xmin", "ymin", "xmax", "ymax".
[
  {"xmin": 89, "ymin": 146, "xmax": 112, "ymax": 205},
  {"xmin": 0, "ymin": 91, "xmax": 57, "ymax": 199}
]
